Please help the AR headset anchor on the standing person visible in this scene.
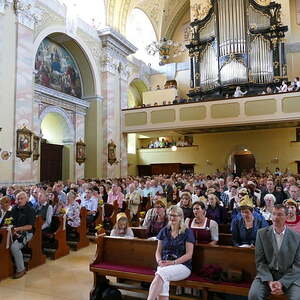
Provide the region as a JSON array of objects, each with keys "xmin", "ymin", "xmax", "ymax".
[
  {"xmin": 125, "ymin": 183, "xmax": 141, "ymax": 218},
  {"xmin": 248, "ymin": 204, "xmax": 300, "ymax": 299},
  {"xmin": 0, "ymin": 196, "xmax": 12, "ymax": 227},
  {"xmin": 107, "ymin": 184, "xmax": 124, "ymax": 209},
  {"xmin": 147, "ymin": 206, "xmax": 195, "ymax": 300},
  {"xmin": 10, "ymin": 191, "xmax": 35, "ymax": 279}
]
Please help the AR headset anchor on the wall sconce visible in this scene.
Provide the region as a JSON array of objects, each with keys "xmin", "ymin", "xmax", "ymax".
[
  {"xmin": 271, "ymin": 157, "xmax": 279, "ymax": 163},
  {"xmin": 171, "ymin": 145, "xmax": 177, "ymax": 151}
]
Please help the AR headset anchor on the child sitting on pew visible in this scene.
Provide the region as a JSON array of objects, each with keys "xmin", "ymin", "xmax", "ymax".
[{"xmin": 110, "ymin": 213, "xmax": 133, "ymax": 238}]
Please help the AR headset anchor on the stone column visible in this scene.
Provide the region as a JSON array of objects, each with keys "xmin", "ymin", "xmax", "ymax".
[
  {"xmin": 13, "ymin": 0, "xmax": 42, "ymax": 183},
  {"xmin": 98, "ymin": 27, "xmax": 136, "ymax": 178},
  {"xmin": 75, "ymin": 111, "xmax": 85, "ymax": 180}
]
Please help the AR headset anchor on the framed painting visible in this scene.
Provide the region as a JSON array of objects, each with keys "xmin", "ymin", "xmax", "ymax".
[
  {"xmin": 33, "ymin": 135, "xmax": 40, "ymax": 161},
  {"xmin": 76, "ymin": 139, "xmax": 86, "ymax": 165},
  {"xmin": 16, "ymin": 126, "xmax": 33, "ymax": 161},
  {"xmin": 108, "ymin": 140, "xmax": 117, "ymax": 165}
]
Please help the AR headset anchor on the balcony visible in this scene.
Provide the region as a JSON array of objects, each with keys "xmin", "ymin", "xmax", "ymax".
[{"xmin": 122, "ymin": 92, "xmax": 300, "ymax": 133}]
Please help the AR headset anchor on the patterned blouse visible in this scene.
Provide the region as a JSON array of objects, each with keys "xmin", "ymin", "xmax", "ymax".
[{"xmin": 66, "ymin": 201, "xmax": 80, "ymax": 228}]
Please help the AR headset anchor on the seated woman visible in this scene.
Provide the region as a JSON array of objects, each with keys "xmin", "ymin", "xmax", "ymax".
[
  {"xmin": 185, "ymin": 201, "xmax": 218, "ymax": 246},
  {"xmin": 177, "ymin": 192, "xmax": 193, "ymax": 220},
  {"xmin": 110, "ymin": 213, "xmax": 134, "ymax": 238},
  {"xmin": 147, "ymin": 198, "xmax": 168, "ymax": 238},
  {"xmin": 231, "ymin": 199, "xmax": 268, "ymax": 247},
  {"xmin": 260, "ymin": 193, "xmax": 275, "ymax": 221},
  {"xmin": 65, "ymin": 191, "xmax": 81, "ymax": 237},
  {"xmin": 147, "ymin": 206, "xmax": 195, "ymax": 300},
  {"xmin": 284, "ymin": 199, "xmax": 300, "ymax": 234},
  {"xmin": 206, "ymin": 194, "xmax": 227, "ymax": 224},
  {"xmin": 0, "ymin": 196, "xmax": 12, "ymax": 227}
]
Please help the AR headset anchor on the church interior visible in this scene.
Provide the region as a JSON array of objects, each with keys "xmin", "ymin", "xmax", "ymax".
[{"xmin": 1, "ymin": 0, "xmax": 300, "ymax": 299}]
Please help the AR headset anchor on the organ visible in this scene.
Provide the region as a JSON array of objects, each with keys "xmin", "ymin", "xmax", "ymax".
[{"xmin": 187, "ymin": 0, "xmax": 288, "ymax": 98}]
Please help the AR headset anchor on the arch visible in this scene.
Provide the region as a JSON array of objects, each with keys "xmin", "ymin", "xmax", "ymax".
[
  {"xmin": 128, "ymin": 78, "xmax": 148, "ymax": 108},
  {"xmin": 126, "ymin": 8, "xmax": 159, "ymax": 67},
  {"xmin": 39, "ymin": 105, "xmax": 75, "ymax": 142},
  {"xmin": 33, "ymin": 26, "xmax": 101, "ymax": 97}
]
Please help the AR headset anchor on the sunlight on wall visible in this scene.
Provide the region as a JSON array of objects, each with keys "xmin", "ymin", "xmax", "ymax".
[
  {"xmin": 58, "ymin": 0, "xmax": 106, "ymax": 28},
  {"xmin": 41, "ymin": 113, "xmax": 71, "ymax": 145},
  {"xmin": 126, "ymin": 8, "xmax": 160, "ymax": 69},
  {"xmin": 128, "ymin": 133, "xmax": 137, "ymax": 154}
]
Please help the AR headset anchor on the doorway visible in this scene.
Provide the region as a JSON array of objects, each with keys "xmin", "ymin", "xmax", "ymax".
[
  {"xmin": 40, "ymin": 142, "xmax": 63, "ymax": 182},
  {"xmin": 40, "ymin": 110, "xmax": 74, "ymax": 182},
  {"xmin": 233, "ymin": 150, "xmax": 256, "ymax": 176}
]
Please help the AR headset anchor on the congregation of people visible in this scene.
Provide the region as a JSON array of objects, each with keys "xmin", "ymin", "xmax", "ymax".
[
  {"xmin": 130, "ymin": 77, "xmax": 300, "ymax": 109},
  {"xmin": 1, "ymin": 167, "xmax": 300, "ymax": 299}
]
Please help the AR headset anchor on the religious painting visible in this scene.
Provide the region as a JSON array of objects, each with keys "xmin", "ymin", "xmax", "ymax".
[
  {"xmin": 16, "ymin": 126, "xmax": 33, "ymax": 161},
  {"xmin": 33, "ymin": 135, "xmax": 40, "ymax": 161},
  {"xmin": 76, "ymin": 139, "xmax": 86, "ymax": 165},
  {"xmin": 108, "ymin": 140, "xmax": 117, "ymax": 165},
  {"xmin": 35, "ymin": 38, "xmax": 82, "ymax": 98}
]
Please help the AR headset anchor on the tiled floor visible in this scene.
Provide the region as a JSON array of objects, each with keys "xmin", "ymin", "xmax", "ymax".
[{"xmin": 0, "ymin": 244, "xmax": 97, "ymax": 300}]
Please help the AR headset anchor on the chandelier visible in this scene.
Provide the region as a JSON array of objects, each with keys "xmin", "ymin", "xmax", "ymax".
[{"xmin": 146, "ymin": 38, "xmax": 188, "ymax": 65}]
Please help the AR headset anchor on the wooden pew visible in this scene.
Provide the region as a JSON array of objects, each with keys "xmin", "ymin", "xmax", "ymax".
[
  {"xmin": 219, "ymin": 223, "xmax": 231, "ymax": 233},
  {"xmin": 0, "ymin": 228, "xmax": 14, "ymax": 280},
  {"xmin": 43, "ymin": 215, "xmax": 70, "ymax": 259},
  {"xmin": 24, "ymin": 216, "xmax": 46, "ymax": 269},
  {"xmin": 67, "ymin": 207, "xmax": 89, "ymax": 250},
  {"xmin": 90, "ymin": 236, "xmax": 287, "ymax": 300}
]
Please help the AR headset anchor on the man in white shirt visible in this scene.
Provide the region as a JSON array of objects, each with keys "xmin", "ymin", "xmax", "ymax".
[
  {"xmin": 81, "ymin": 188, "xmax": 98, "ymax": 230},
  {"xmin": 249, "ymin": 204, "xmax": 300, "ymax": 299}
]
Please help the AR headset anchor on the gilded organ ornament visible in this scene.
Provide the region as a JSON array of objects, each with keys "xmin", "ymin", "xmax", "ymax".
[{"xmin": 191, "ymin": 0, "xmax": 212, "ymax": 21}]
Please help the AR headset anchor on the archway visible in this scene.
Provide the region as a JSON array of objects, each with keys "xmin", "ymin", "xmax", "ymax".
[
  {"xmin": 128, "ymin": 78, "xmax": 148, "ymax": 108},
  {"xmin": 228, "ymin": 149, "xmax": 256, "ymax": 176},
  {"xmin": 40, "ymin": 108, "xmax": 75, "ymax": 182}
]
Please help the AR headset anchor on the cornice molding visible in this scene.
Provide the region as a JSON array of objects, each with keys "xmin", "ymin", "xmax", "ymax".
[
  {"xmin": 34, "ymin": 84, "xmax": 90, "ymax": 109},
  {"xmin": 98, "ymin": 26, "xmax": 137, "ymax": 57}
]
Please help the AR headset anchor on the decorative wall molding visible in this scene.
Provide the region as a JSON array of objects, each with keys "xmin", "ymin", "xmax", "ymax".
[
  {"xmin": 14, "ymin": 0, "xmax": 42, "ymax": 30},
  {"xmin": 34, "ymin": 84, "xmax": 90, "ymax": 109},
  {"xmin": 98, "ymin": 27, "xmax": 137, "ymax": 57},
  {"xmin": 82, "ymin": 95, "xmax": 104, "ymax": 102}
]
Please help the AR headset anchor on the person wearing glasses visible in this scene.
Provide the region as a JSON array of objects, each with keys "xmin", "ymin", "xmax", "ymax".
[{"xmin": 147, "ymin": 205, "xmax": 195, "ymax": 300}]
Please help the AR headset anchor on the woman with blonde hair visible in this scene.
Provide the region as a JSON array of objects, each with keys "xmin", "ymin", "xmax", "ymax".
[
  {"xmin": 178, "ymin": 192, "xmax": 193, "ymax": 220},
  {"xmin": 110, "ymin": 213, "xmax": 134, "ymax": 238},
  {"xmin": 206, "ymin": 193, "xmax": 227, "ymax": 224},
  {"xmin": 147, "ymin": 206, "xmax": 195, "ymax": 300}
]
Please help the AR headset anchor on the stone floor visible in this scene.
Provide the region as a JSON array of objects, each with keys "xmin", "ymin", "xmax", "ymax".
[{"xmin": 0, "ymin": 244, "xmax": 147, "ymax": 300}]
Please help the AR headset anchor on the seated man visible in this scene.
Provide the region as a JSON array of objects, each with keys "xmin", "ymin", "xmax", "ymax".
[
  {"xmin": 10, "ymin": 191, "xmax": 35, "ymax": 279},
  {"xmin": 248, "ymin": 204, "xmax": 300, "ymax": 300},
  {"xmin": 81, "ymin": 188, "xmax": 98, "ymax": 230},
  {"xmin": 36, "ymin": 190, "xmax": 53, "ymax": 232}
]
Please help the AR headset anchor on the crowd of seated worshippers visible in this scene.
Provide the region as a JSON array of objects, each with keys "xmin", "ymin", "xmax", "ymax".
[
  {"xmin": 131, "ymin": 77, "xmax": 300, "ymax": 109},
  {"xmin": 1, "ymin": 167, "xmax": 300, "ymax": 279}
]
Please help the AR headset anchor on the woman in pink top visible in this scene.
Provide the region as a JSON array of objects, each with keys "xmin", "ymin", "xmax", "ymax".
[
  {"xmin": 285, "ymin": 199, "xmax": 300, "ymax": 234},
  {"xmin": 107, "ymin": 184, "xmax": 124, "ymax": 209}
]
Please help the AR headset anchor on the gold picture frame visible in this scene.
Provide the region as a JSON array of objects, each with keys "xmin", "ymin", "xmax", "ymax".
[
  {"xmin": 76, "ymin": 139, "xmax": 86, "ymax": 165},
  {"xmin": 33, "ymin": 135, "xmax": 40, "ymax": 161},
  {"xmin": 16, "ymin": 126, "xmax": 33, "ymax": 162},
  {"xmin": 108, "ymin": 140, "xmax": 117, "ymax": 165}
]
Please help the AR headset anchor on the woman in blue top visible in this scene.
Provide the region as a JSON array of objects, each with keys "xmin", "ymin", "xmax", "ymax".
[
  {"xmin": 231, "ymin": 198, "xmax": 268, "ymax": 247},
  {"xmin": 147, "ymin": 205, "xmax": 195, "ymax": 300}
]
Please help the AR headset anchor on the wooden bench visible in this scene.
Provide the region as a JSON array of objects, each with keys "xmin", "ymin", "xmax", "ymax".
[
  {"xmin": 67, "ymin": 207, "xmax": 89, "ymax": 250},
  {"xmin": 43, "ymin": 215, "xmax": 70, "ymax": 259},
  {"xmin": 24, "ymin": 216, "xmax": 47, "ymax": 269},
  {"xmin": 0, "ymin": 228, "xmax": 14, "ymax": 280},
  {"xmin": 90, "ymin": 236, "xmax": 287, "ymax": 300}
]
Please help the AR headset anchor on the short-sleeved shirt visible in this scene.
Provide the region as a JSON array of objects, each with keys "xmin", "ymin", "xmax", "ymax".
[
  {"xmin": 157, "ymin": 226, "xmax": 195, "ymax": 270},
  {"xmin": 11, "ymin": 203, "xmax": 35, "ymax": 233}
]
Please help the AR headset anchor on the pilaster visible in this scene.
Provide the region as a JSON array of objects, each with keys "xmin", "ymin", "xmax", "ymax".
[{"xmin": 98, "ymin": 27, "xmax": 136, "ymax": 178}]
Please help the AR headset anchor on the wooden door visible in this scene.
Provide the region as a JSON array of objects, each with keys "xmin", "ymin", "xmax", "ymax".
[
  {"xmin": 234, "ymin": 154, "xmax": 256, "ymax": 176},
  {"xmin": 40, "ymin": 143, "xmax": 63, "ymax": 182},
  {"xmin": 151, "ymin": 164, "xmax": 181, "ymax": 175}
]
